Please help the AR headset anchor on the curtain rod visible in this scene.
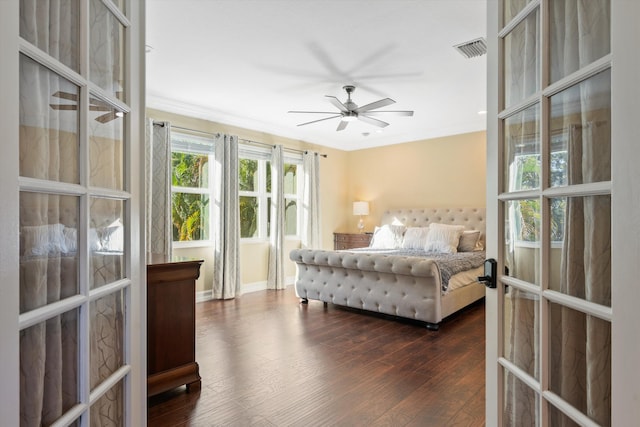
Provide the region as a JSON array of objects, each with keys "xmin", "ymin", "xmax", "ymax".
[
  {"xmin": 239, "ymin": 138, "xmax": 328, "ymax": 158},
  {"xmin": 156, "ymin": 123, "xmax": 221, "ymax": 139},
  {"xmin": 152, "ymin": 122, "xmax": 327, "ymax": 158}
]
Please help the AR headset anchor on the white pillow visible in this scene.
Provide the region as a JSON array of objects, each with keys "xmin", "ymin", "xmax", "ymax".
[
  {"xmin": 21, "ymin": 223, "xmax": 67, "ymax": 256},
  {"xmin": 401, "ymin": 227, "xmax": 431, "ymax": 249},
  {"xmin": 423, "ymin": 223, "xmax": 465, "ymax": 253},
  {"xmin": 99, "ymin": 225, "xmax": 124, "ymax": 252},
  {"xmin": 63, "ymin": 226, "xmax": 77, "ymax": 253},
  {"xmin": 369, "ymin": 224, "xmax": 406, "ymax": 249},
  {"xmin": 458, "ymin": 230, "xmax": 482, "ymax": 252}
]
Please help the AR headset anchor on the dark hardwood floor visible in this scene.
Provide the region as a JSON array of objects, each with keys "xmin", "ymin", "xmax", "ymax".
[{"xmin": 147, "ymin": 287, "xmax": 486, "ymax": 426}]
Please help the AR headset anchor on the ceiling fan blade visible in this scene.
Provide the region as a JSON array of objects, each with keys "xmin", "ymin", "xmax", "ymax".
[
  {"xmin": 95, "ymin": 111, "xmax": 118, "ymax": 123},
  {"xmin": 336, "ymin": 120, "xmax": 348, "ymax": 131},
  {"xmin": 358, "ymin": 114, "xmax": 389, "ymax": 128},
  {"xmin": 355, "ymin": 98, "xmax": 396, "ymax": 113},
  {"xmin": 296, "ymin": 114, "xmax": 342, "ymax": 127},
  {"xmin": 49, "ymin": 104, "xmax": 77, "ymax": 110},
  {"xmin": 325, "ymin": 95, "xmax": 349, "ymax": 113},
  {"xmin": 288, "ymin": 110, "xmax": 342, "ymax": 114},
  {"xmin": 52, "ymin": 91, "xmax": 78, "ymax": 101},
  {"xmin": 362, "ymin": 110, "xmax": 414, "ymax": 117},
  {"xmin": 89, "ymin": 97, "xmax": 113, "ymax": 109},
  {"xmin": 90, "ymin": 105, "xmax": 113, "ymax": 112}
]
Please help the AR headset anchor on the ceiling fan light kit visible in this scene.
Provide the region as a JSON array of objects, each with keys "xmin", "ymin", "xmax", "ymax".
[{"xmin": 289, "ymin": 85, "xmax": 414, "ymax": 132}]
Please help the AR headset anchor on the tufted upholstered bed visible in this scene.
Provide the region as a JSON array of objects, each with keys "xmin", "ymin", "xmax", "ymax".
[{"xmin": 289, "ymin": 208, "xmax": 486, "ymax": 330}]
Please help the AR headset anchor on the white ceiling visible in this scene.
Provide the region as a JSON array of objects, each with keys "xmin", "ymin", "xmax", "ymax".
[{"xmin": 146, "ymin": 0, "xmax": 487, "ymax": 151}]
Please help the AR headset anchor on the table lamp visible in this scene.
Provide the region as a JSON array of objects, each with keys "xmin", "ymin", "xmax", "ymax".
[{"xmin": 353, "ymin": 201, "xmax": 369, "ymax": 233}]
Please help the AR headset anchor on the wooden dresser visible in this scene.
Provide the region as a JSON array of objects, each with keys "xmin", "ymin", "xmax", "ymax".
[
  {"xmin": 333, "ymin": 232, "xmax": 373, "ymax": 250},
  {"xmin": 147, "ymin": 254, "xmax": 203, "ymax": 397}
]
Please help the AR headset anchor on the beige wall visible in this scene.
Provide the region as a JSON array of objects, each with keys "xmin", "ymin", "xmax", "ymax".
[
  {"xmin": 146, "ymin": 109, "xmax": 486, "ymax": 294},
  {"xmin": 344, "ymin": 131, "xmax": 487, "ymax": 233},
  {"xmin": 146, "ymin": 108, "xmax": 349, "ymax": 294}
]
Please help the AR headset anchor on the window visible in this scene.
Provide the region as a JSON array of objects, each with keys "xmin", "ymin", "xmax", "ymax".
[
  {"xmin": 283, "ymin": 163, "xmax": 299, "ymax": 236},
  {"xmin": 508, "ymin": 131, "xmax": 568, "ymax": 243},
  {"xmin": 171, "ymin": 133, "xmax": 214, "ymax": 245},
  {"xmin": 239, "ymin": 146, "xmax": 302, "ymax": 240}
]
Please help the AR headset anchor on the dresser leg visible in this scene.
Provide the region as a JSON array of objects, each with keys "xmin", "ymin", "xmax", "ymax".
[{"xmin": 186, "ymin": 379, "xmax": 201, "ymax": 393}]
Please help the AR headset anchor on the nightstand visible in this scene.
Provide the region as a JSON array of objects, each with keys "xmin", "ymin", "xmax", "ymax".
[{"xmin": 333, "ymin": 232, "xmax": 372, "ymax": 250}]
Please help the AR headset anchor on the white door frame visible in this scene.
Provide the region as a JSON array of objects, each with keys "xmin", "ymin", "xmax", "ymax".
[
  {"xmin": 0, "ymin": 1, "xmax": 147, "ymax": 425},
  {"xmin": 609, "ymin": 0, "xmax": 640, "ymax": 423},
  {"xmin": 0, "ymin": 1, "xmax": 21, "ymax": 424},
  {"xmin": 486, "ymin": 0, "xmax": 640, "ymax": 425},
  {"xmin": 485, "ymin": 1, "xmax": 500, "ymax": 425}
]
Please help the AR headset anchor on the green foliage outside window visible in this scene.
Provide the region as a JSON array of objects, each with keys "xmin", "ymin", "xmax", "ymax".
[
  {"xmin": 240, "ymin": 196, "xmax": 258, "ymax": 238},
  {"xmin": 172, "ymin": 151, "xmax": 209, "ymax": 241},
  {"xmin": 239, "ymin": 159, "xmax": 299, "ymax": 238},
  {"xmin": 515, "ymin": 152, "xmax": 567, "ymax": 242},
  {"xmin": 172, "ymin": 193, "xmax": 209, "ymax": 241},
  {"xmin": 239, "ymin": 159, "xmax": 259, "ymax": 237}
]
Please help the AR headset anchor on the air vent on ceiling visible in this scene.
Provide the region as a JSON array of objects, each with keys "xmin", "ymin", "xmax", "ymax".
[{"xmin": 453, "ymin": 37, "xmax": 487, "ymax": 59}]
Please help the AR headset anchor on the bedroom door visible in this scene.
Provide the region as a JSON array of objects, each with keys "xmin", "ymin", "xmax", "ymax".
[
  {"xmin": 486, "ymin": 0, "xmax": 640, "ymax": 425},
  {"xmin": 0, "ymin": 1, "xmax": 146, "ymax": 425}
]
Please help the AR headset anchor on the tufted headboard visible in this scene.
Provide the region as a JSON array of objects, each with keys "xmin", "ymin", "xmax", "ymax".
[{"xmin": 380, "ymin": 207, "xmax": 486, "ymax": 237}]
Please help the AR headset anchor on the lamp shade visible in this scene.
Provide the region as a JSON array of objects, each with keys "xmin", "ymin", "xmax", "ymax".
[{"xmin": 353, "ymin": 201, "xmax": 369, "ymax": 216}]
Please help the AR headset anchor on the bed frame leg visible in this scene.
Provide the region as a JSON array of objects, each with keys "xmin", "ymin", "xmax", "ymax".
[
  {"xmin": 426, "ymin": 322, "xmax": 439, "ymax": 331},
  {"xmin": 300, "ymin": 298, "xmax": 308, "ymax": 304}
]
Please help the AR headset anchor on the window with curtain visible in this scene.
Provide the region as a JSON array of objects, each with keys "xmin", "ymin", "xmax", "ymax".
[
  {"xmin": 17, "ymin": 0, "xmax": 136, "ymax": 424},
  {"xmin": 170, "ymin": 132, "xmax": 215, "ymax": 246},
  {"xmin": 499, "ymin": 0, "xmax": 612, "ymax": 425},
  {"xmin": 239, "ymin": 145, "xmax": 302, "ymax": 240}
]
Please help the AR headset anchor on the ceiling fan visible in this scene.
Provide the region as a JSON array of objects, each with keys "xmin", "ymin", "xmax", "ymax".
[
  {"xmin": 288, "ymin": 85, "xmax": 414, "ymax": 131},
  {"xmin": 49, "ymin": 91, "xmax": 123, "ymax": 123}
]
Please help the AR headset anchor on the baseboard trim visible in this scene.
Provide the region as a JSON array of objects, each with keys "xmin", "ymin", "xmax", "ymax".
[{"xmin": 196, "ymin": 276, "xmax": 295, "ymax": 302}]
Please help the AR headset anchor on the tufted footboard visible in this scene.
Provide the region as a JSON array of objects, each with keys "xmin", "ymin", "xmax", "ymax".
[{"xmin": 289, "ymin": 248, "xmax": 445, "ymax": 328}]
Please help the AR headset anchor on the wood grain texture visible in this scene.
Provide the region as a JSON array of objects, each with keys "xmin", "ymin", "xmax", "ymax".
[
  {"xmin": 148, "ymin": 286, "xmax": 485, "ymax": 426},
  {"xmin": 147, "ymin": 260, "xmax": 202, "ymax": 397}
]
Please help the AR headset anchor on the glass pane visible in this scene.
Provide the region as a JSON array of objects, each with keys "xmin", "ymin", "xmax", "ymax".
[
  {"xmin": 90, "ymin": 198, "xmax": 125, "ymax": 289},
  {"xmin": 267, "ymin": 196, "xmax": 272, "ymax": 238},
  {"xmin": 90, "ymin": 290, "xmax": 125, "ymax": 391},
  {"xmin": 20, "ymin": 193, "xmax": 79, "ymax": 313},
  {"xmin": 90, "ymin": 0, "xmax": 125, "ymax": 101},
  {"xmin": 504, "ymin": 104, "xmax": 540, "ymax": 192},
  {"xmin": 114, "ymin": 0, "xmax": 126, "ymax": 15},
  {"xmin": 240, "ymin": 196, "xmax": 258, "ymax": 238},
  {"xmin": 549, "ymin": 303, "xmax": 611, "ymax": 426},
  {"xmin": 20, "ymin": 0, "xmax": 80, "ymax": 71},
  {"xmin": 503, "ymin": 0, "xmax": 532, "ymax": 24},
  {"xmin": 284, "ymin": 163, "xmax": 297, "ymax": 194},
  {"xmin": 503, "ymin": 287, "xmax": 538, "ymax": 379},
  {"xmin": 549, "ymin": 196, "xmax": 611, "ymax": 307},
  {"xmin": 266, "ymin": 160, "xmax": 272, "ymax": 193},
  {"xmin": 20, "ymin": 55, "xmax": 80, "ymax": 184},
  {"xmin": 171, "ymin": 192, "xmax": 210, "ymax": 241},
  {"xmin": 504, "ymin": 9, "xmax": 539, "ymax": 108},
  {"xmin": 549, "ymin": 70, "xmax": 611, "ymax": 186},
  {"xmin": 548, "ymin": 404, "xmax": 580, "ymax": 427},
  {"xmin": 20, "ymin": 309, "xmax": 78, "ymax": 426},
  {"xmin": 239, "ymin": 158, "xmax": 258, "ymax": 191},
  {"xmin": 91, "ymin": 380, "xmax": 124, "ymax": 426},
  {"xmin": 504, "ymin": 200, "xmax": 540, "ymax": 285},
  {"xmin": 172, "ymin": 152, "xmax": 209, "ymax": 188},
  {"xmin": 550, "ymin": 0, "xmax": 610, "ymax": 83},
  {"xmin": 503, "ymin": 368, "xmax": 539, "ymax": 427},
  {"xmin": 285, "ymin": 198, "xmax": 297, "ymax": 236},
  {"xmin": 89, "ymin": 100, "xmax": 124, "ymax": 190}
]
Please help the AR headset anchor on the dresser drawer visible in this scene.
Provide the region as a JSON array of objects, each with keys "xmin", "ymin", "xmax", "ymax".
[{"xmin": 333, "ymin": 233, "xmax": 372, "ymax": 250}]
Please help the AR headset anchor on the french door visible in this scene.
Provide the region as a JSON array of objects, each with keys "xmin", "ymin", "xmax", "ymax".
[
  {"xmin": 0, "ymin": 1, "xmax": 146, "ymax": 425},
  {"xmin": 486, "ymin": 0, "xmax": 640, "ymax": 425}
]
